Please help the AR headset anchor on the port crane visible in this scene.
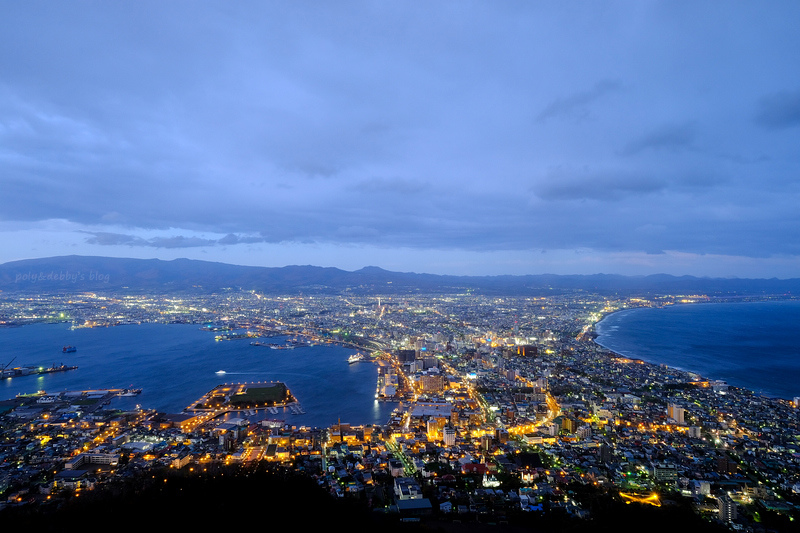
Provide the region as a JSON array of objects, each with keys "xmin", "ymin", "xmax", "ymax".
[{"xmin": 1, "ymin": 356, "xmax": 17, "ymax": 377}]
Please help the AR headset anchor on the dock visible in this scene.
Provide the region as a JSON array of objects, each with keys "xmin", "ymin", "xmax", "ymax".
[{"xmin": 1, "ymin": 364, "xmax": 78, "ymax": 380}]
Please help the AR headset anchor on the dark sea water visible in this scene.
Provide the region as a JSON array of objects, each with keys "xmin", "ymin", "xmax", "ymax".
[
  {"xmin": 595, "ymin": 300, "xmax": 800, "ymax": 400},
  {"xmin": 0, "ymin": 323, "xmax": 396, "ymax": 428}
]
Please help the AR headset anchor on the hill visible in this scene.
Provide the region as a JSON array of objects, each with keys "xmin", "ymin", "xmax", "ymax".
[{"xmin": 1, "ymin": 255, "xmax": 799, "ymax": 296}]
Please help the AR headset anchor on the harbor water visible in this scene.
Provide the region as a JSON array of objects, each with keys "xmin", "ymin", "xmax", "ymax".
[{"xmin": 0, "ymin": 322, "xmax": 396, "ymax": 428}]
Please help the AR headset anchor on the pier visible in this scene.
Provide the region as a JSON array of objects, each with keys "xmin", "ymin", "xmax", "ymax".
[{"xmin": 1, "ymin": 364, "xmax": 78, "ymax": 380}]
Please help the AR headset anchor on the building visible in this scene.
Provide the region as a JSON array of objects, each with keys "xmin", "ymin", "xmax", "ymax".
[
  {"xmin": 64, "ymin": 453, "xmax": 119, "ymax": 470},
  {"xmin": 668, "ymin": 403, "xmax": 685, "ymax": 425},
  {"xmin": 652, "ymin": 462, "xmax": 678, "ymax": 482},
  {"xmin": 419, "ymin": 373, "xmax": 446, "ymax": 393},
  {"xmin": 394, "ymin": 477, "xmax": 423, "ymax": 500},
  {"xmin": 719, "ymin": 493, "xmax": 737, "ymax": 523},
  {"xmin": 443, "ymin": 426, "xmax": 456, "ymax": 446},
  {"xmin": 397, "ymin": 349, "xmax": 416, "ymax": 362}
]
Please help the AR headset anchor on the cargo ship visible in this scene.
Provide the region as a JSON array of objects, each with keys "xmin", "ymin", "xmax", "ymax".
[{"xmin": 62, "ymin": 345, "xmax": 77, "ymax": 353}]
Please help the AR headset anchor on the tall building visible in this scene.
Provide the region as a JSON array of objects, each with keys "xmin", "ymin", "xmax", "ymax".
[
  {"xmin": 668, "ymin": 403, "xmax": 685, "ymax": 425},
  {"xmin": 598, "ymin": 444, "xmax": 613, "ymax": 463},
  {"xmin": 443, "ymin": 426, "xmax": 456, "ymax": 446},
  {"xmin": 719, "ymin": 493, "xmax": 737, "ymax": 523}
]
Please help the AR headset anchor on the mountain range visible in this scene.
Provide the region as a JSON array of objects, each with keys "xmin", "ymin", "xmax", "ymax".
[{"xmin": 1, "ymin": 255, "xmax": 798, "ymax": 296}]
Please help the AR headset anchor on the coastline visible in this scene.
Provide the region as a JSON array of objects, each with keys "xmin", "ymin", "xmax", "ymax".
[{"xmin": 592, "ymin": 299, "xmax": 800, "ymax": 401}]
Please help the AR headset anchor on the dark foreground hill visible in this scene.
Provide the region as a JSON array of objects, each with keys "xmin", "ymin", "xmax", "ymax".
[
  {"xmin": 1, "ymin": 255, "xmax": 799, "ymax": 296},
  {"xmin": 0, "ymin": 464, "xmax": 735, "ymax": 533}
]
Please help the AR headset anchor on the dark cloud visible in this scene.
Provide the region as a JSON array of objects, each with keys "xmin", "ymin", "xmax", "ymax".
[
  {"xmin": 84, "ymin": 232, "xmax": 263, "ymax": 249},
  {"xmin": 84, "ymin": 232, "xmax": 146, "ymax": 247},
  {"xmin": 755, "ymin": 89, "xmax": 800, "ymax": 129},
  {"xmin": 536, "ymin": 80, "xmax": 622, "ymax": 122},
  {"xmin": 621, "ymin": 122, "xmax": 696, "ymax": 156},
  {"xmin": 148, "ymin": 236, "xmax": 219, "ymax": 249},
  {"xmin": 534, "ymin": 170, "xmax": 666, "ymax": 202},
  {"xmin": 217, "ymin": 234, "xmax": 240, "ymax": 246},
  {"xmin": 218, "ymin": 234, "xmax": 266, "ymax": 246}
]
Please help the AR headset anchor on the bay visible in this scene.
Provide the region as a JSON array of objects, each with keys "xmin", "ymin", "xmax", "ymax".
[
  {"xmin": 0, "ymin": 322, "xmax": 396, "ymax": 428},
  {"xmin": 595, "ymin": 300, "xmax": 800, "ymax": 400}
]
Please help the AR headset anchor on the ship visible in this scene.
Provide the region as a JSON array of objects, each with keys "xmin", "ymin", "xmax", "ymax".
[
  {"xmin": 348, "ymin": 353, "xmax": 365, "ymax": 364},
  {"xmin": 62, "ymin": 345, "xmax": 77, "ymax": 353},
  {"xmin": 119, "ymin": 388, "xmax": 142, "ymax": 396},
  {"xmin": 286, "ymin": 338, "xmax": 314, "ymax": 348}
]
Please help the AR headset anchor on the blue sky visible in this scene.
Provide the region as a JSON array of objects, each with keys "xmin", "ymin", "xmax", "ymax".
[{"xmin": 2, "ymin": 2, "xmax": 799, "ymax": 277}]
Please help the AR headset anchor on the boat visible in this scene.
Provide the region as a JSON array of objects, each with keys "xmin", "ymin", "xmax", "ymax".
[
  {"xmin": 119, "ymin": 388, "xmax": 142, "ymax": 396},
  {"xmin": 62, "ymin": 346, "xmax": 77, "ymax": 353},
  {"xmin": 348, "ymin": 353, "xmax": 365, "ymax": 364},
  {"xmin": 215, "ymin": 370, "xmax": 227, "ymax": 375},
  {"xmin": 286, "ymin": 338, "xmax": 314, "ymax": 348}
]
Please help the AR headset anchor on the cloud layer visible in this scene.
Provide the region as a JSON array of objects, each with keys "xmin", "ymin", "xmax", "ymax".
[{"xmin": 1, "ymin": 2, "xmax": 799, "ymax": 275}]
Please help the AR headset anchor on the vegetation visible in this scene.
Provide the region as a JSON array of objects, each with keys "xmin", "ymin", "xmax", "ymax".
[{"xmin": 230, "ymin": 384, "xmax": 289, "ymax": 406}]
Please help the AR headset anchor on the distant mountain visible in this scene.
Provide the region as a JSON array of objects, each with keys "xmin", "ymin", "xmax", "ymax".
[{"xmin": 1, "ymin": 255, "xmax": 799, "ymax": 296}]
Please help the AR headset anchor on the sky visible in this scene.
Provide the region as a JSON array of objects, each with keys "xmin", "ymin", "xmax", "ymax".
[{"xmin": 1, "ymin": 2, "xmax": 799, "ymax": 278}]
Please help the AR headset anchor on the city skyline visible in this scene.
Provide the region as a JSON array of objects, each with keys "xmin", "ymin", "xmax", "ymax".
[{"xmin": 2, "ymin": 3, "xmax": 800, "ymax": 278}]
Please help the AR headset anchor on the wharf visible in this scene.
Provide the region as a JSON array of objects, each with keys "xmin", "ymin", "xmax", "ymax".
[
  {"xmin": 185, "ymin": 381, "xmax": 296, "ymax": 414},
  {"xmin": 182, "ymin": 381, "xmax": 299, "ymax": 433},
  {"xmin": 1, "ymin": 364, "xmax": 78, "ymax": 380}
]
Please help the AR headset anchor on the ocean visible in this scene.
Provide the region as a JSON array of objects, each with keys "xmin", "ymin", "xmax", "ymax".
[
  {"xmin": 595, "ymin": 300, "xmax": 800, "ymax": 400},
  {"xmin": 0, "ymin": 322, "xmax": 396, "ymax": 428}
]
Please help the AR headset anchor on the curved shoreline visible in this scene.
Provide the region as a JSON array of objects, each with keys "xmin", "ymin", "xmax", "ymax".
[{"xmin": 592, "ymin": 300, "xmax": 800, "ymax": 401}]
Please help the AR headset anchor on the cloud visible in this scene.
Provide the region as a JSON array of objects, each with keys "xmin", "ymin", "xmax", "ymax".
[
  {"xmin": 620, "ymin": 122, "xmax": 696, "ymax": 156},
  {"xmin": 84, "ymin": 232, "xmax": 147, "ymax": 247},
  {"xmin": 533, "ymin": 169, "xmax": 666, "ymax": 202},
  {"xmin": 218, "ymin": 233, "xmax": 266, "ymax": 245},
  {"xmin": 536, "ymin": 80, "xmax": 622, "ymax": 122},
  {"xmin": 755, "ymin": 89, "xmax": 800, "ymax": 129},
  {"xmin": 351, "ymin": 177, "xmax": 428, "ymax": 195},
  {"xmin": 84, "ymin": 232, "xmax": 264, "ymax": 249},
  {"xmin": 147, "ymin": 236, "xmax": 220, "ymax": 249},
  {"xmin": 1, "ymin": 4, "xmax": 799, "ymax": 275}
]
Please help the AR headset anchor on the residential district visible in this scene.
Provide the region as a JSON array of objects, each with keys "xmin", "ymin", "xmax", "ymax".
[{"xmin": 1, "ymin": 290, "xmax": 799, "ymax": 530}]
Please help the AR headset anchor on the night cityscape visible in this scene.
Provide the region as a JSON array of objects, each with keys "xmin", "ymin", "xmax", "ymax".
[
  {"xmin": 0, "ymin": 278, "xmax": 798, "ymax": 531},
  {"xmin": 2, "ymin": 2, "xmax": 800, "ymax": 531}
]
